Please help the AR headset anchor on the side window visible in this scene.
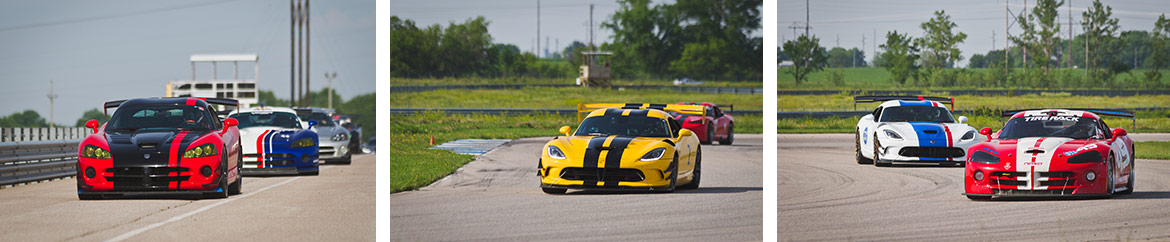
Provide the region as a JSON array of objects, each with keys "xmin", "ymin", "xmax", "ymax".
[
  {"xmin": 668, "ymin": 117, "xmax": 682, "ymax": 137},
  {"xmin": 1098, "ymin": 119, "xmax": 1112, "ymax": 139},
  {"xmin": 207, "ymin": 106, "xmax": 222, "ymax": 130},
  {"xmin": 872, "ymin": 107, "xmax": 883, "ymax": 121}
]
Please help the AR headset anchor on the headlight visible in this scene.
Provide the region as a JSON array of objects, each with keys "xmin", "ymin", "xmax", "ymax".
[
  {"xmin": 883, "ymin": 129, "xmax": 902, "ymax": 140},
  {"xmin": 291, "ymin": 137, "xmax": 315, "ymax": 148},
  {"xmin": 640, "ymin": 148, "xmax": 666, "ymax": 161},
  {"xmin": 1067, "ymin": 150, "xmax": 1103, "ymax": 164},
  {"xmin": 547, "ymin": 145, "xmax": 566, "ymax": 159},
  {"xmin": 332, "ymin": 132, "xmax": 349, "ymax": 141},
  {"xmin": 81, "ymin": 145, "xmax": 111, "ymax": 159},
  {"xmin": 961, "ymin": 130, "xmax": 975, "ymax": 140},
  {"xmin": 969, "ymin": 150, "xmax": 1000, "ymax": 164},
  {"xmin": 183, "ymin": 143, "xmax": 218, "ymax": 158}
]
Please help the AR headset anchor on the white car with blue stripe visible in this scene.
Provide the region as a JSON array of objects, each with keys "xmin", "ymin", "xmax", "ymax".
[{"xmin": 854, "ymin": 96, "xmax": 980, "ymax": 166}]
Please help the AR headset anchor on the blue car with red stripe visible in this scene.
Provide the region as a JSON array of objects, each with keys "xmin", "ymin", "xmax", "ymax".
[
  {"xmin": 77, "ymin": 97, "xmax": 243, "ymax": 199},
  {"xmin": 228, "ymin": 107, "xmax": 320, "ymax": 176},
  {"xmin": 853, "ymin": 96, "xmax": 981, "ymax": 166}
]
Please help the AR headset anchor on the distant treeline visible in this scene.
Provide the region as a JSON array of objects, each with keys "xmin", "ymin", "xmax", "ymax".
[{"xmin": 391, "ymin": 0, "xmax": 763, "ymax": 82}]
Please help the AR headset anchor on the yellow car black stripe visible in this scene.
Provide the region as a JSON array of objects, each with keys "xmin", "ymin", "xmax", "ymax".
[
  {"xmin": 602, "ymin": 136, "xmax": 635, "ymax": 187},
  {"xmin": 581, "ymin": 136, "xmax": 609, "ymax": 187}
]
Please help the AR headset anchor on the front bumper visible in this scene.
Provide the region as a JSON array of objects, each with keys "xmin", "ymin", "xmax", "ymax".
[
  {"xmin": 318, "ymin": 139, "xmax": 350, "ymax": 161},
  {"xmin": 876, "ymin": 138, "xmax": 977, "ymax": 163},
  {"xmin": 538, "ymin": 156, "xmax": 675, "ymax": 189},
  {"xmin": 965, "ymin": 163, "xmax": 1110, "ymax": 197},
  {"xmin": 77, "ymin": 155, "xmax": 224, "ymax": 192}
]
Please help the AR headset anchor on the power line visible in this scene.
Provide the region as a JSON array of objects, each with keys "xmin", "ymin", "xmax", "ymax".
[{"xmin": 0, "ymin": 0, "xmax": 240, "ymax": 32}]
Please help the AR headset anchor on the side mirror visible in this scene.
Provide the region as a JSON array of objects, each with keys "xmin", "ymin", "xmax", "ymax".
[
  {"xmin": 559, "ymin": 126, "xmax": 572, "ymax": 136},
  {"xmin": 85, "ymin": 120, "xmax": 99, "ymax": 134},
  {"xmin": 957, "ymin": 116, "xmax": 968, "ymax": 124},
  {"xmin": 221, "ymin": 118, "xmax": 238, "ymax": 135},
  {"xmin": 979, "ymin": 127, "xmax": 993, "ymax": 140},
  {"xmin": 308, "ymin": 120, "xmax": 319, "ymax": 129},
  {"xmin": 679, "ymin": 129, "xmax": 694, "ymax": 138},
  {"xmin": 1110, "ymin": 128, "xmax": 1127, "ymax": 143}
]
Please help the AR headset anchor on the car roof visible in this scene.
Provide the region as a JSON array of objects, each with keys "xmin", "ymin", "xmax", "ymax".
[{"xmin": 230, "ymin": 106, "xmax": 297, "ymax": 114}]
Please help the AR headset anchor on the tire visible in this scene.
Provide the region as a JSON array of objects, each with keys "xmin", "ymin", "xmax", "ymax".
[
  {"xmin": 966, "ymin": 195, "xmax": 990, "ymax": 200},
  {"xmin": 679, "ymin": 148, "xmax": 701, "ymax": 189},
  {"xmin": 873, "ymin": 137, "xmax": 889, "ymax": 167},
  {"xmin": 1121, "ymin": 152, "xmax": 1134, "ymax": 195},
  {"xmin": 228, "ymin": 149, "xmax": 243, "ymax": 195},
  {"xmin": 719, "ymin": 124, "xmax": 734, "ymax": 145},
  {"xmin": 541, "ymin": 187, "xmax": 566, "ymax": 194},
  {"xmin": 856, "ymin": 129, "xmax": 873, "ymax": 164},
  {"xmin": 656, "ymin": 154, "xmax": 679, "ymax": 193},
  {"xmin": 1106, "ymin": 152, "xmax": 1115, "ymax": 197},
  {"xmin": 701, "ymin": 125, "xmax": 714, "ymax": 145}
]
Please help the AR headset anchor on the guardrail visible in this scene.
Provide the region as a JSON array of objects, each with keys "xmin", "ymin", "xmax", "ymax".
[
  {"xmin": 0, "ymin": 139, "xmax": 81, "ymax": 187},
  {"xmin": 779, "ymin": 89, "xmax": 1170, "ymax": 96},
  {"xmin": 391, "ymin": 84, "xmax": 763, "ymax": 95},
  {"xmin": 1, "ymin": 127, "xmax": 89, "ymax": 142},
  {"xmin": 389, "ymin": 108, "xmax": 764, "ymax": 116}
]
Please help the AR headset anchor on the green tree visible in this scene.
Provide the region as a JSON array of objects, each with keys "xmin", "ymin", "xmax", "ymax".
[
  {"xmin": 0, "ymin": 110, "xmax": 48, "ymax": 128},
  {"xmin": 257, "ymin": 90, "xmax": 288, "ymax": 107},
  {"xmin": 826, "ymin": 47, "xmax": 865, "ymax": 68},
  {"xmin": 1013, "ymin": 0, "xmax": 1064, "ymax": 75},
  {"xmin": 1082, "ymin": 0, "xmax": 1123, "ymax": 82},
  {"xmin": 880, "ymin": 31, "xmax": 920, "ymax": 84},
  {"xmin": 781, "ymin": 35, "xmax": 828, "ymax": 85},
  {"xmin": 337, "ymin": 93, "xmax": 375, "ymax": 138},
  {"xmin": 669, "ymin": 38, "xmax": 732, "ymax": 79},
  {"xmin": 968, "ymin": 54, "xmax": 987, "ymax": 68},
  {"xmin": 915, "ymin": 10, "xmax": 967, "ymax": 69},
  {"xmin": 1150, "ymin": 14, "xmax": 1170, "ymax": 84},
  {"xmin": 74, "ymin": 109, "xmax": 109, "ymax": 127}
]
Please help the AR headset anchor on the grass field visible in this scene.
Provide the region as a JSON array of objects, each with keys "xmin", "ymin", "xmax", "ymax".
[
  {"xmin": 390, "ymin": 111, "xmax": 762, "ymax": 193},
  {"xmin": 778, "ymin": 67, "xmax": 1170, "ymax": 90},
  {"xmin": 393, "ymin": 77, "xmax": 763, "ymax": 88},
  {"xmin": 392, "ymin": 87, "xmax": 764, "ymax": 110},
  {"xmin": 1135, "ymin": 141, "xmax": 1170, "ymax": 160}
]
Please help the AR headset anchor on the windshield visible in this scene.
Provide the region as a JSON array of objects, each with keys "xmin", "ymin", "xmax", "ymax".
[
  {"xmin": 999, "ymin": 115, "xmax": 1102, "ymax": 139},
  {"xmin": 879, "ymin": 106, "xmax": 956, "ymax": 123},
  {"xmin": 229, "ymin": 112, "xmax": 302, "ymax": 129},
  {"xmin": 573, "ymin": 115, "xmax": 672, "ymax": 137},
  {"xmin": 298, "ymin": 112, "xmax": 336, "ymax": 126},
  {"xmin": 106, "ymin": 105, "xmax": 215, "ymax": 131}
]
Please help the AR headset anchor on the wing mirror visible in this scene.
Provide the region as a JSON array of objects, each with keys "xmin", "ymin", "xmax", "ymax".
[
  {"xmin": 1110, "ymin": 128, "xmax": 1127, "ymax": 144},
  {"xmin": 979, "ymin": 127, "xmax": 993, "ymax": 140},
  {"xmin": 85, "ymin": 120, "xmax": 99, "ymax": 134},
  {"xmin": 957, "ymin": 116, "xmax": 968, "ymax": 124},
  {"xmin": 308, "ymin": 120, "xmax": 319, "ymax": 129},
  {"xmin": 559, "ymin": 126, "xmax": 572, "ymax": 136},
  {"xmin": 221, "ymin": 118, "xmax": 238, "ymax": 135},
  {"xmin": 679, "ymin": 129, "xmax": 694, "ymax": 138}
]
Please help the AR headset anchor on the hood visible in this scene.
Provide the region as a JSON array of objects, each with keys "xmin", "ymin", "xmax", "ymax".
[
  {"xmin": 551, "ymin": 135, "xmax": 675, "ymax": 167},
  {"xmin": 240, "ymin": 127, "xmax": 301, "ymax": 154},
  {"xmin": 106, "ymin": 129, "xmax": 209, "ymax": 167},
  {"xmin": 883, "ymin": 122, "xmax": 954, "ymax": 147}
]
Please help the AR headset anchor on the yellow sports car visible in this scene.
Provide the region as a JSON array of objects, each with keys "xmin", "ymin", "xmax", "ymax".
[{"xmin": 538, "ymin": 103, "xmax": 703, "ymax": 194}]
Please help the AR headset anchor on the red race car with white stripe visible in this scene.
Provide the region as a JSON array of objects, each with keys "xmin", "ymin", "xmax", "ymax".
[{"xmin": 964, "ymin": 109, "xmax": 1134, "ymax": 199}]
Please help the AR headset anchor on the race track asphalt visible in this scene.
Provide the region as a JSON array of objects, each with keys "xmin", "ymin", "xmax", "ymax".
[
  {"xmin": 391, "ymin": 134, "xmax": 764, "ymax": 241},
  {"xmin": 0, "ymin": 154, "xmax": 376, "ymax": 241},
  {"xmin": 779, "ymin": 133, "xmax": 1170, "ymax": 241}
]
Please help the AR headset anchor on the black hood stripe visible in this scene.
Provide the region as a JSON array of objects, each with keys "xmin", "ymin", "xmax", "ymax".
[
  {"xmin": 662, "ymin": 139, "xmax": 675, "ymax": 146},
  {"xmin": 601, "ymin": 136, "xmax": 635, "ymax": 187},
  {"xmin": 604, "ymin": 108, "xmax": 624, "ymax": 116},
  {"xmin": 580, "ymin": 136, "xmax": 609, "ymax": 187}
]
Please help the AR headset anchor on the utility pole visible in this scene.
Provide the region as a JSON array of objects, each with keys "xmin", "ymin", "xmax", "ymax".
[
  {"xmin": 290, "ymin": 0, "xmax": 296, "ymax": 107},
  {"xmin": 1068, "ymin": 0, "xmax": 1073, "ymax": 69},
  {"xmin": 993, "ymin": 30, "xmax": 997, "ymax": 50},
  {"xmin": 537, "ymin": 0, "xmax": 540, "ymax": 57},
  {"xmin": 873, "ymin": 28, "xmax": 877, "ymax": 65},
  {"xmin": 589, "ymin": 4, "xmax": 594, "ymax": 51},
  {"xmin": 861, "ymin": 33, "xmax": 865, "ymax": 67},
  {"xmin": 1005, "ymin": 0, "xmax": 1010, "ymax": 75},
  {"xmin": 805, "ymin": 0, "xmax": 810, "ymax": 36},
  {"xmin": 836, "ymin": 34, "xmax": 840, "ymax": 48},
  {"xmin": 1023, "ymin": 0, "xmax": 1028, "ymax": 68},
  {"xmin": 326, "ymin": 72, "xmax": 337, "ymax": 109},
  {"xmin": 296, "ymin": 0, "xmax": 303, "ymax": 107},
  {"xmin": 305, "ymin": 0, "xmax": 311, "ymax": 107},
  {"xmin": 47, "ymin": 81, "xmax": 57, "ymax": 129}
]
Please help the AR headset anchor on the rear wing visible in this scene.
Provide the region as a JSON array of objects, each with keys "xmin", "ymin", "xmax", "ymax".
[
  {"xmin": 576, "ymin": 103, "xmax": 706, "ymax": 123},
  {"xmin": 103, "ymin": 97, "xmax": 239, "ymax": 117},
  {"xmin": 853, "ymin": 96, "xmax": 955, "ymax": 110},
  {"xmin": 1002, "ymin": 108, "xmax": 1136, "ymax": 128}
]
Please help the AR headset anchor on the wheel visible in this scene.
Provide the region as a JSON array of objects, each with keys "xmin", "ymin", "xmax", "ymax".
[
  {"xmin": 656, "ymin": 154, "xmax": 679, "ymax": 193},
  {"xmin": 679, "ymin": 148, "xmax": 701, "ymax": 189},
  {"xmin": 1106, "ymin": 152, "xmax": 1115, "ymax": 197},
  {"xmin": 1120, "ymin": 152, "xmax": 1134, "ymax": 194},
  {"xmin": 966, "ymin": 195, "xmax": 990, "ymax": 200},
  {"xmin": 856, "ymin": 129, "xmax": 873, "ymax": 164},
  {"xmin": 719, "ymin": 124, "xmax": 734, "ymax": 145},
  {"xmin": 701, "ymin": 125, "xmax": 714, "ymax": 145},
  {"xmin": 873, "ymin": 137, "xmax": 889, "ymax": 167},
  {"xmin": 228, "ymin": 149, "xmax": 243, "ymax": 195},
  {"xmin": 541, "ymin": 187, "xmax": 566, "ymax": 194}
]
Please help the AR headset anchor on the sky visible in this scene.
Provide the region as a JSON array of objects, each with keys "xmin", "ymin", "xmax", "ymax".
[
  {"xmin": 390, "ymin": 0, "xmax": 651, "ymax": 57},
  {"xmin": 0, "ymin": 0, "xmax": 374, "ymax": 126},
  {"xmin": 778, "ymin": 0, "xmax": 1170, "ymax": 67}
]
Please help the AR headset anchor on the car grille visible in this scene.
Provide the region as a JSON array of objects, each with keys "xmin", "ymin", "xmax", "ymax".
[
  {"xmin": 898, "ymin": 147, "xmax": 965, "ymax": 158},
  {"xmin": 104, "ymin": 167, "xmax": 190, "ymax": 190},
  {"xmin": 560, "ymin": 168, "xmax": 645, "ymax": 182}
]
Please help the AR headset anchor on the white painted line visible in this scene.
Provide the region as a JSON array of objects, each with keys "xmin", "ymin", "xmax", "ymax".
[{"xmin": 104, "ymin": 165, "xmax": 333, "ymax": 242}]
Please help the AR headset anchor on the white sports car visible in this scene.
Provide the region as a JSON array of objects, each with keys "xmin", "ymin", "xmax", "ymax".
[
  {"xmin": 228, "ymin": 107, "xmax": 320, "ymax": 175},
  {"xmin": 854, "ymin": 96, "xmax": 980, "ymax": 166}
]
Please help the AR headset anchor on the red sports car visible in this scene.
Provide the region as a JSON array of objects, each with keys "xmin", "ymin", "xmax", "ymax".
[
  {"xmin": 964, "ymin": 109, "xmax": 1134, "ymax": 199},
  {"xmin": 77, "ymin": 97, "xmax": 243, "ymax": 199},
  {"xmin": 673, "ymin": 102, "xmax": 734, "ymax": 145}
]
